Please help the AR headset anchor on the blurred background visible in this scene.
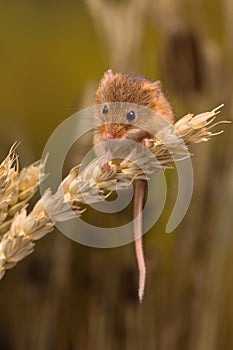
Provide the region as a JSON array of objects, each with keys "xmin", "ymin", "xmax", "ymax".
[{"xmin": 0, "ymin": 0, "xmax": 233, "ymax": 349}]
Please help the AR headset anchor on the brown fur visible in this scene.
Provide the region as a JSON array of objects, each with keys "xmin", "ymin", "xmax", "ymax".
[{"xmin": 95, "ymin": 70, "xmax": 175, "ymax": 124}]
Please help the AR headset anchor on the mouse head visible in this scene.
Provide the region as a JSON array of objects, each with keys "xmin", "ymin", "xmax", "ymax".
[{"xmin": 94, "ymin": 69, "xmax": 174, "ymax": 143}]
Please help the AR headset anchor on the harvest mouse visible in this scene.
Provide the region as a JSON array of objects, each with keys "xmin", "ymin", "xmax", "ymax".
[{"xmin": 93, "ymin": 69, "xmax": 174, "ymax": 302}]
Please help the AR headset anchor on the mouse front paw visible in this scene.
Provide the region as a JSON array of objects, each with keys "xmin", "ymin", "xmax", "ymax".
[
  {"xmin": 98, "ymin": 149, "xmax": 113, "ymax": 169},
  {"xmin": 142, "ymin": 138, "xmax": 154, "ymax": 148}
]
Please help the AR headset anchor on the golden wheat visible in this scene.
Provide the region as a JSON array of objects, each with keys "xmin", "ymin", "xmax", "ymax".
[
  {"xmin": 0, "ymin": 105, "xmax": 228, "ymax": 279},
  {"xmin": 0, "ymin": 144, "xmax": 43, "ymax": 236}
]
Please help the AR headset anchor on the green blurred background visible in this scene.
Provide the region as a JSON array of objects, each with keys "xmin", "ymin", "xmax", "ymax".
[{"xmin": 0, "ymin": 0, "xmax": 233, "ymax": 349}]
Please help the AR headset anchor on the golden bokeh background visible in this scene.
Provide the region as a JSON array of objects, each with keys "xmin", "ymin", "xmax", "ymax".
[{"xmin": 0, "ymin": 1, "xmax": 233, "ymax": 349}]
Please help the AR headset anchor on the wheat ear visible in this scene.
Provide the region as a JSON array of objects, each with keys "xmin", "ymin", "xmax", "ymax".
[{"xmin": 0, "ymin": 105, "xmax": 228, "ymax": 280}]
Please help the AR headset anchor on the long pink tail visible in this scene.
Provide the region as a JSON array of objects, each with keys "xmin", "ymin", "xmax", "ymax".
[{"xmin": 134, "ymin": 179, "xmax": 146, "ymax": 303}]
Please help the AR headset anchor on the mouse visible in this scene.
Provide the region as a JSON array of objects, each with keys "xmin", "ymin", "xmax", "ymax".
[{"xmin": 93, "ymin": 69, "xmax": 175, "ymax": 302}]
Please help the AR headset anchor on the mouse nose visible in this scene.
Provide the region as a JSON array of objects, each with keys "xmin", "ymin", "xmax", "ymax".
[
  {"xmin": 104, "ymin": 124, "xmax": 116, "ymax": 140},
  {"xmin": 104, "ymin": 132, "xmax": 115, "ymax": 140}
]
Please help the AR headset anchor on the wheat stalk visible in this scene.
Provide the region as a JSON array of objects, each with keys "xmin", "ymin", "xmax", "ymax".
[{"xmin": 0, "ymin": 105, "xmax": 228, "ymax": 279}]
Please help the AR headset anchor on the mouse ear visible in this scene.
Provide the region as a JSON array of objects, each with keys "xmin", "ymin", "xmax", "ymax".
[
  {"xmin": 142, "ymin": 79, "xmax": 162, "ymax": 99},
  {"xmin": 152, "ymin": 80, "xmax": 162, "ymax": 89},
  {"xmin": 152, "ymin": 80, "xmax": 162, "ymax": 99},
  {"xmin": 104, "ymin": 69, "xmax": 114, "ymax": 78}
]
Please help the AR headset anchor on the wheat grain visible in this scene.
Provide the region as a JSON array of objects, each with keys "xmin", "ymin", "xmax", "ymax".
[
  {"xmin": 0, "ymin": 105, "xmax": 228, "ymax": 279},
  {"xmin": 0, "ymin": 146, "xmax": 43, "ymax": 236}
]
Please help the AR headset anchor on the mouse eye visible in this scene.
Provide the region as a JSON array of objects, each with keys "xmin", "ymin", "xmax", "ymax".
[
  {"xmin": 102, "ymin": 105, "xmax": 108, "ymax": 115},
  {"xmin": 126, "ymin": 110, "xmax": 136, "ymax": 122}
]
